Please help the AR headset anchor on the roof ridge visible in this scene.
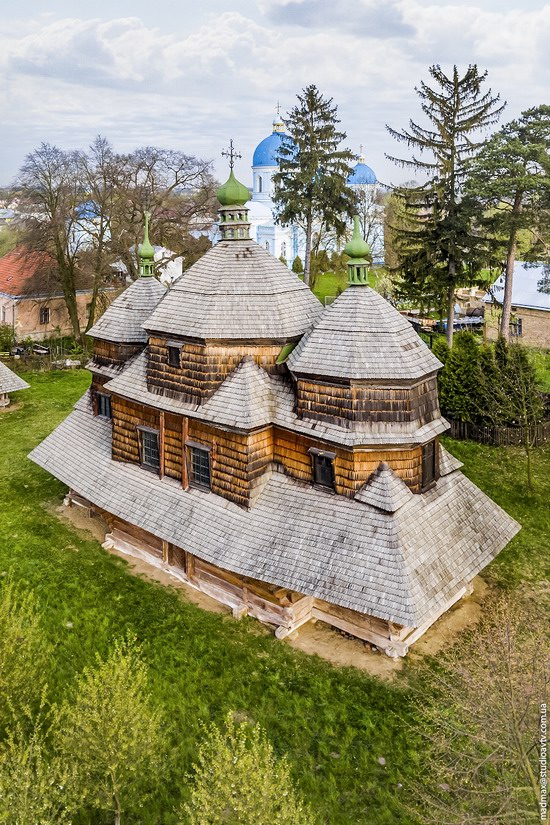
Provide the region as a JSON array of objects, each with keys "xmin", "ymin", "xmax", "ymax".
[{"xmin": 355, "ymin": 461, "xmax": 413, "ymax": 513}]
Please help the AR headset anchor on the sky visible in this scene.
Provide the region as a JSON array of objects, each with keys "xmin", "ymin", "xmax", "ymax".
[{"xmin": 1, "ymin": 0, "xmax": 548, "ymax": 188}]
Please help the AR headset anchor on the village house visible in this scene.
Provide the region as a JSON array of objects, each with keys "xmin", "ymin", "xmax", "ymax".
[
  {"xmin": 30, "ymin": 173, "xmax": 520, "ymax": 657},
  {"xmin": 484, "ymin": 261, "xmax": 550, "ymax": 347},
  {"xmin": 0, "ymin": 248, "xmax": 116, "ymax": 342}
]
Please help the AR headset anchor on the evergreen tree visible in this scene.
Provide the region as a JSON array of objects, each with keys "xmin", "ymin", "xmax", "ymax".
[
  {"xmin": 180, "ymin": 713, "xmax": 314, "ymax": 825},
  {"xmin": 291, "ymin": 255, "xmax": 303, "ymax": 274},
  {"xmin": 386, "ymin": 65, "xmax": 505, "ymax": 345},
  {"xmin": 272, "ymin": 86, "xmax": 355, "ymax": 287},
  {"xmin": 465, "ymin": 105, "xmax": 550, "ymax": 339},
  {"xmin": 437, "ymin": 331, "xmax": 481, "ymax": 422}
]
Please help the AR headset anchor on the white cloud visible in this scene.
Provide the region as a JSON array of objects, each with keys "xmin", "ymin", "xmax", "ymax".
[{"xmin": 0, "ymin": 3, "xmax": 547, "ymax": 185}]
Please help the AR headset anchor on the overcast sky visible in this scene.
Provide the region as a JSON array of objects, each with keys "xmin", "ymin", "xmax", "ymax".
[{"xmin": 1, "ymin": 0, "xmax": 548, "ymax": 188}]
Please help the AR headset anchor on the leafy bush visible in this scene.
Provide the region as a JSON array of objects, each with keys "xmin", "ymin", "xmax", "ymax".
[
  {"xmin": 436, "ymin": 334, "xmax": 545, "ymax": 428},
  {"xmin": 291, "ymin": 255, "xmax": 303, "ymax": 274},
  {"xmin": 0, "ymin": 324, "xmax": 15, "ymax": 352}
]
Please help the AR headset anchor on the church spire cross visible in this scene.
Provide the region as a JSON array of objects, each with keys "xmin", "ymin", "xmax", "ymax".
[
  {"xmin": 276, "ymin": 101, "xmax": 281, "ymax": 117},
  {"xmin": 221, "ymin": 139, "xmax": 241, "ymax": 170}
]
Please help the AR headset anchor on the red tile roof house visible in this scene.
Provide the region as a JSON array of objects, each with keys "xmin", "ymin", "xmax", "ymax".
[{"xmin": 0, "ymin": 248, "xmax": 116, "ymax": 342}]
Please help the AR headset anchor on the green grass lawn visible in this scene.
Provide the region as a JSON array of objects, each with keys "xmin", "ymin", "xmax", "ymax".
[
  {"xmin": 312, "ymin": 269, "xmax": 379, "ymax": 304},
  {"xmin": 1, "ymin": 372, "xmax": 548, "ymax": 823}
]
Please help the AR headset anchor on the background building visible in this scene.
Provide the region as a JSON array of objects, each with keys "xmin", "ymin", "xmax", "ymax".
[{"xmin": 484, "ymin": 262, "xmax": 550, "ymax": 347}]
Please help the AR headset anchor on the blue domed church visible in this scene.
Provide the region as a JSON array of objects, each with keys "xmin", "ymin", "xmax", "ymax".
[
  {"xmin": 247, "ymin": 114, "xmax": 383, "ymax": 266},
  {"xmin": 247, "ymin": 110, "xmax": 299, "ymax": 263}
]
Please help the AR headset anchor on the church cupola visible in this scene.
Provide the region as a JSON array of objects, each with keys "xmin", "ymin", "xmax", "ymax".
[
  {"xmin": 138, "ymin": 211, "xmax": 155, "ymax": 277},
  {"xmin": 345, "ymin": 215, "xmax": 371, "ymax": 286},
  {"xmin": 216, "ymin": 141, "xmax": 251, "ymax": 241}
]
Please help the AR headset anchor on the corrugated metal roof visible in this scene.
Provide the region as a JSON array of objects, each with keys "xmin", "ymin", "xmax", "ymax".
[{"xmin": 484, "ymin": 262, "xmax": 550, "ymax": 312}]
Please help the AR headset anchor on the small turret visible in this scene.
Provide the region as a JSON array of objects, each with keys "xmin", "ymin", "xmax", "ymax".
[
  {"xmin": 345, "ymin": 216, "xmax": 371, "ymax": 285},
  {"xmin": 217, "ymin": 140, "xmax": 251, "ymax": 241},
  {"xmin": 138, "ymin": 212, "xmax": 155, "ymax": 277}
]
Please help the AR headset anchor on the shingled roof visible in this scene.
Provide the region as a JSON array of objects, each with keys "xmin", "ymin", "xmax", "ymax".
[
  {"xmin": 355, "ymin": 462, "xmax": 413, "ymax": 512},
  {"xmin": 87, "ymin": 277, "xmax": 166, "ymax": 343},
  {"xmin": 0, "ymin": 361, "xmax": 29, "ymax": 394},
  {"xmin": 143, "ymin": 239, "xmax": 323, "ymax": 340},
  {"xmin": 105, "ymin": 351, "xmax": 449, "ymax": 447},
  {"xmin": 29, "ymin": 405, "xmax": 520, "ymax": 627},
  {"xmin": 287, "ymin": 286, "xmax": 442, "ymax": 380}
]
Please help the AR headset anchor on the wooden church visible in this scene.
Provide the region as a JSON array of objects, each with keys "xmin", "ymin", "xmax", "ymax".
[{"xmin": 30, "ymin": 167, "xmax": 520, "ymax": 657}]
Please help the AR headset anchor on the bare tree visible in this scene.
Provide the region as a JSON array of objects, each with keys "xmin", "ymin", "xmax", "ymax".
[
  {"xmin": 15, "ymin": 138, "xmax": 217, "ymax": 341},
  {"xmin": 409, "ymin": 597, "xmax": 548, "ymax": 825}
]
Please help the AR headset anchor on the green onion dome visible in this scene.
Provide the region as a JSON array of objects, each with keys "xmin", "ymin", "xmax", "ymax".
[
  {"xmin": 216, "ymin": 170, "xmax": 250, "ymax": 207},
  {"xmin": 344, "ymin": 216, "xmax": 371, "ymax": 261}
]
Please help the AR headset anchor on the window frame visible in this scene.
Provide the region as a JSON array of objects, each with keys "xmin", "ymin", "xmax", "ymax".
[
  {"xmin": 167, "ymin": 345, "xmax": 181, "ymax": 368},
  {"xmin": 137, "ymin": 425, "xmax": 161, "ymax": 473},
  {"xmin": 421, "ymin": 440, "xmax": 437, "ymax": 490},
  {"xmin": 39, "ymin": 306, "xmax": 50, "ymax": 325},
  {"xmin": 309, "ymin": 447, "xmax": 336, "ymax": 491},
  {"xmin": 186, "ymin": 440, "xmax": 212, "ymax": 490},
  {"xmin": 96, "ymin": 392, "xmax": 111, "ymax": 420}
]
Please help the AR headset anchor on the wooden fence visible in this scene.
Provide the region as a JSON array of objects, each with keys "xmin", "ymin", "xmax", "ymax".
[{"xmin": 446, "ymin": 417, "xmax": 550, "ymax": 447}]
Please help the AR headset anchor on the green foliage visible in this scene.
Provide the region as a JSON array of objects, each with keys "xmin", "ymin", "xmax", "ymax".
[
  {"xmin": 431, "ymin": 337, "xmax": 450, "ymax": 366},
  {"xmin": 181, "ymin": 713, "xmax": 315, "ymax": 825},
  {"xmin": 272, "ymin": 85, "xmax": 355, "ymax": 285},
  {"xmin": 386, "ymin": 65, "xmax": 505, "ymax": 341},
  {"xmin": 0, "ymin": 325, "xmax": 15, "ymax": 352},
  {"xmin": 291, "ymin": 255, "xmax": 303, "ymax": 274},
  {"xmin": 57, "ymin": 635, "xmax": 165, "ymax": 823},
  {"xmin": 0, "ymin": 577, "xmax": 50, "ymax": 728},
  {"xmin": 0, "ymin": 227, "xmax": 17, "ymax": 258},
  {"xmin": 437, "ymin": 332, "xmax": 482, "ymax": 422},
  {"xmin": 0, "ymin": 714, "xmax": 73, "ymax": 825},
  {"xmin": 279, "ymin": 254, "xmax": 288, "ymax": 266}
]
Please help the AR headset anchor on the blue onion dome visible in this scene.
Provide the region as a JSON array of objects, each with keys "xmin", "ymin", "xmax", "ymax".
[
  {"xmin": 252, "ymin": 112, "xmax": 294, "ymax": 167},
  {"xmin": 348, "ymin": 149, "xmax": 377, "ymax": 185}
]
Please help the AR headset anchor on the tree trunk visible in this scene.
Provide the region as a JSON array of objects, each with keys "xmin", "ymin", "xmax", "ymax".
[
  {"xmin": 500, "ymin": 191, "xmax": 523, "ymax": 342},
  {"xmin": 446, "ymin": 276, "xmax": 455, "ymax": 348},
  {"xmin": 303, "ymin": 212, "xmax": 313, "ymax": 288}
]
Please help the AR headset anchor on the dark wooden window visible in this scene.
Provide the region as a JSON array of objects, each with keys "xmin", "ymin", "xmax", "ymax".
[
  {"xmin": 312, "ymin": 453, "xmax": 335, "ymax": 489},
  {"xmin": 168, "ymin": 345, "xmax": 180, "ymax": 367},
  {"xmin": 189, "ymin": 445, "xmax": 211, "ymax": 488},
  {"xmin": 97, "ymin": 393, "xmax": 111, "ymax": 419},
  {"xmin": 39, "ymin": 307, "xmax": 50, "ymax": 324},
  {"xmin": 139, "ymin": 428, "xmax": 160, "ymax": 471},
  {"xmin": 422, "ymin": 440, "xmax": 436, "ymax": 488}
]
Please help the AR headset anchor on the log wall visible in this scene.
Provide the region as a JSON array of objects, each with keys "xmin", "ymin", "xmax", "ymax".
[
  {"xmin": 146, "ymin": 337, "xmax": 284, "ymax": 403},
  {"xmin": 92, "ymin": 339, "xmax": 142, "ymax": 367},
  {"xmin": 92, "ymin": 504, "xmax": 416, "ymax": 653},
  {"xmin": 111, "ymin": 396, "xmax": 160, "ymax": 464},
  {"xmin": 273, "ymin": 429, "xmax": 424, "ymax": 494},
  {"xmin": 296, "ymin": 376, "xmax": 440, "ymax": 428}
]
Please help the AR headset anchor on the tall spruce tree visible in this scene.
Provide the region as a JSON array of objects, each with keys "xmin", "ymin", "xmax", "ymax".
[
  {"xmin": 386, "ymin": 65, "xmax": 505, "ymax": 345},
  {"xmin": 465, "ymin": 105, "xmax": 550, "ymax": 340},
  {"xmin": 272, "ymin": 85, "xmax": 356, "ymax": 287}
]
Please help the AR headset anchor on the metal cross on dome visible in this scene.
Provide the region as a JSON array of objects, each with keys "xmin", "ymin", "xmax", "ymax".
[{"xmin": 221, "ymin": 139, "xmax": 241, "ymax": 170}]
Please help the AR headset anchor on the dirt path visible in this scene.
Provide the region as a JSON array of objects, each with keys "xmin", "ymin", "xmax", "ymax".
[{"xmin": 55, "ymin": 503, "xmax": 490, "ymax": 681}]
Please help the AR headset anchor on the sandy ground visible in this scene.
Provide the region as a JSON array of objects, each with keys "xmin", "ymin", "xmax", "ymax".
[
  {"xmin": 56, "ymin": 503, "xmax": 491, "ymax": 681},
  {"xmin": 0, "ymin": 401, "xmax": 23, "ymax": 414}
]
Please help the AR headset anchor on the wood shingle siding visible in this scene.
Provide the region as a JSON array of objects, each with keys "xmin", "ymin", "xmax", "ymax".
[
  {"xmin": 296, "ymin": 376, "xmax": 440, "ymax": 428},
  {"xmin": 147, "ymin": 337, "xmax": 283, "ymax": 403}
]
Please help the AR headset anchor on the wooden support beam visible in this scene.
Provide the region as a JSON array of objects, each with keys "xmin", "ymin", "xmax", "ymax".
[
  {"xmin": 185, "ymin": 550, "xmax": 195, "ymax": 580},
  {"xmin": 162, "ymin": 539, "xmax": 169, "ymax": 564},
  {"xmin": 159, "ymin": 411, "xmax": 165, "ymax": 479},
  {"xmin": 181, "ymin": 416, "xmax": 189, "ymax": 489}
]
